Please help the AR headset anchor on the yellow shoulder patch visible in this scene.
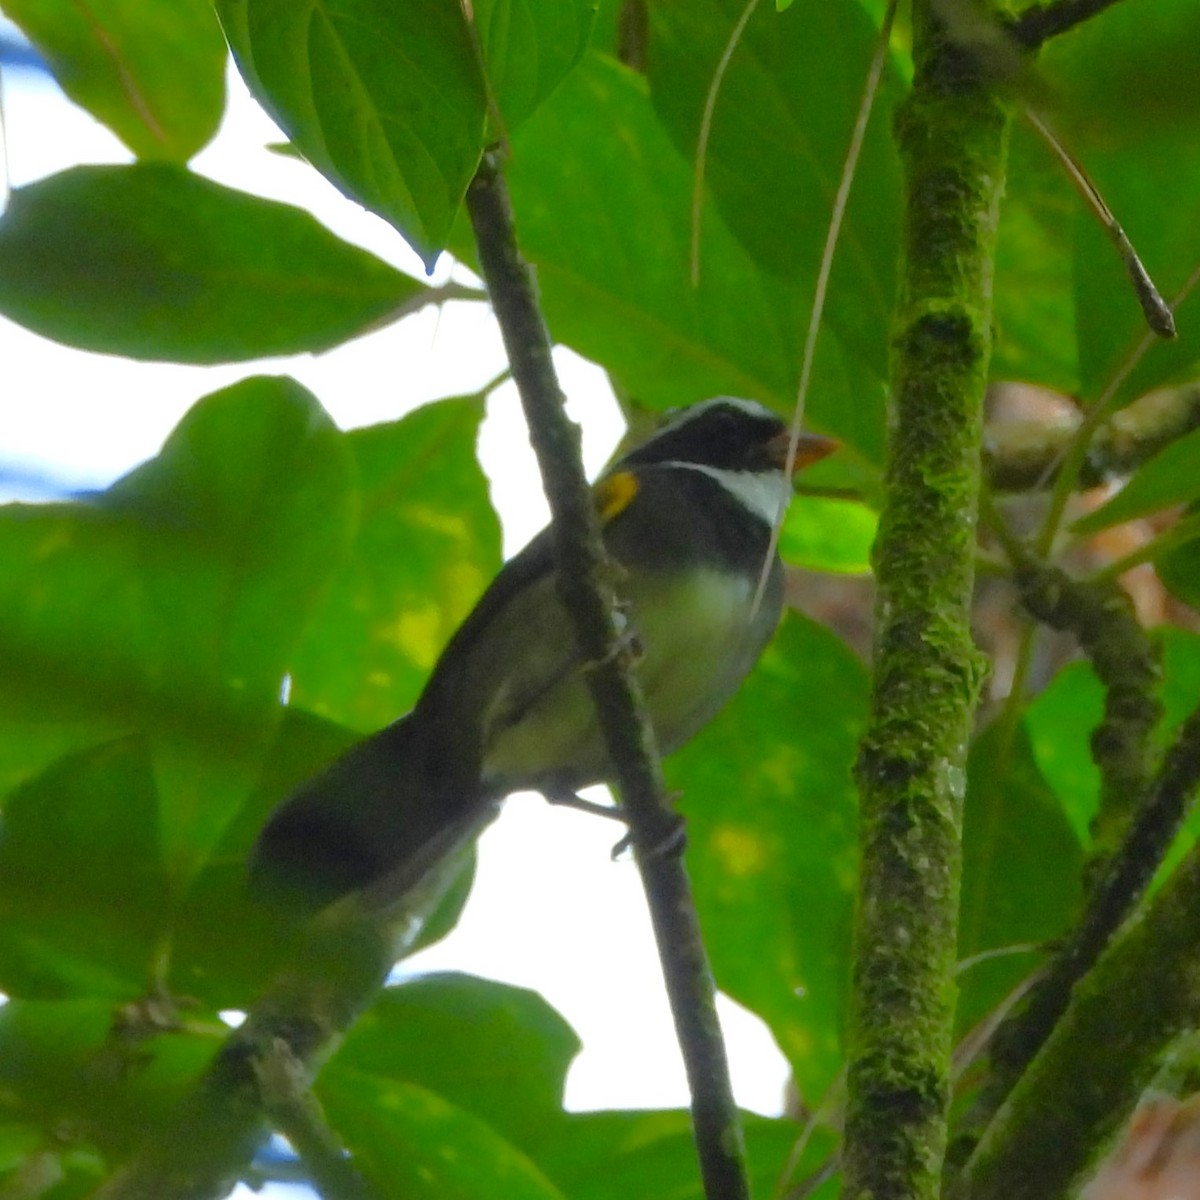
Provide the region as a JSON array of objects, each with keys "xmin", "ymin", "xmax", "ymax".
[{"xmin": 595, "ymin": 471, "xmax": 640, "ymax": 523}]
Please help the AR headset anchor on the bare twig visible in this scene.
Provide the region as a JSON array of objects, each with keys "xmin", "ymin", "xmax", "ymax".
[
  {"xmin": 256, "ymin": 1040, "xmax": 379, "ymax": 1200},
  {"xmin": 989, "ymin": 701, "xmax": 1200, "ymax": 1089},
  {"xmin": 1034, "ymin": 265, "xmax": 1200, "ymax": 556},
  {"xmin": 1024, "ymin": 108, "xmax": 1175, "ymax": 340},
  {"xmin": 953, "ymin": 800, "xmax": 1200, "ymax": 1200},
  {"xmin": 1012, "ymin": 0, "xmax": 1129, "ymax": 48},
  {"xmin": 464, "ymin": 150, "xmax": 750, "ymax": 1200},
  {"xmin": 983, "ymin": 381, "xmax": 1200, "ymax": 493},
  {"xmin": 90, "ymin": 846, "xmax": 478, "ymax": 1200},
  {"xmin": 1014, "ymin": 550, "xmax": 1162, "ymax": 858}
]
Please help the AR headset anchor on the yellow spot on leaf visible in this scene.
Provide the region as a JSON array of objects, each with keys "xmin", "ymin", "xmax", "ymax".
[{"xmin": 709, "ymin": 824, "xmax": 770, "ymax": 876}]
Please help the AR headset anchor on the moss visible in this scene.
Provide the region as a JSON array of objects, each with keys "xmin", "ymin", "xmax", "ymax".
[{"xmin": 840, "ymin": 4, "xmax": 1013, "ymax": 1198}]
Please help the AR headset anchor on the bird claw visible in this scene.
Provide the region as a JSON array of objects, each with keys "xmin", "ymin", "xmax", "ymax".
[
  {"xmin": 544, "ymin": 788, "xmax": 687, "ymax": 861},
  {"xmin": 610, "ymin": 811, "xmax": 687, "ymax": 861},
  {"xmin": 544, "ymin": 789, "xmax": 630, "ymax": 823},
  {"xmin": 584, "ymin": 603, "xmax": 644, "ymax": 672}
]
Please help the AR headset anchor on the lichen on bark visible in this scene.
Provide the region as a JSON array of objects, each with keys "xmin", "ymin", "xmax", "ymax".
[{"xmin": 841, "ymin": 4, "xmax": 1013, "ymax": 1198}]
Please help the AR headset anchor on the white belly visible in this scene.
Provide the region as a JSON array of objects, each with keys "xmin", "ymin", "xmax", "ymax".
[{"xmin": 480, "ymin": 566, "xmax": 775, "ymax": 794}]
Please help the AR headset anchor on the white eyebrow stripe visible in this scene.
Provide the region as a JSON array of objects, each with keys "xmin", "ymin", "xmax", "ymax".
[
  {"xmin": 660, "ymin": 460, "xmax": 791, "ymax": 526},
  {"xmin": 661, "ymin": 396, "xmax": 774, "ymax": 430}
]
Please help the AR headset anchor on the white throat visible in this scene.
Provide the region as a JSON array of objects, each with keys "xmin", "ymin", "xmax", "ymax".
[{"xmin": 667, "ymin": 461, "xmax": 791, "ymax": 526}]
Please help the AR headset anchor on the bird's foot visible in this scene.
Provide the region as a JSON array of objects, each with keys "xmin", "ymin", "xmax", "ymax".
[
  {"xmin": 584, "ymin": 603, "xmax": 644, "ymax": 670},
  {"xmin": 544, "ymin": 789, "xmax": 630, "ymax": 823},
  {"xmin": 610, "ymin": 807, "xmax": 687, "ymax": 861},
  {"xmin": 544, "ymin": 788, "xmax": 687, "ymax": 861}
]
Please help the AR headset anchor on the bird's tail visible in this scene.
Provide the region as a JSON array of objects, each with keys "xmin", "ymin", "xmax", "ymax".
[{"xmin": 248, "ymin": 712, "xmax": 494, "ymax": 912}]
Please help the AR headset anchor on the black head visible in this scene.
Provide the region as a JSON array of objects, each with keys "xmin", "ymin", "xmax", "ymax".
[{"xmin": 620, "ymin": 397, "xmax": 789, "ymax": 474}]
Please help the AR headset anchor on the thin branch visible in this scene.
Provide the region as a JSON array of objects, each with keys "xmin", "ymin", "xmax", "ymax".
[
  {"xmin": 953, "ymin": 786, "xmax": 1200, "ymax": 1200},
  {"xmin": 983, "ymin": 381, "xmax": 1200, "ymax": 493},
  {"xmin": 464, "ymin": 150, "xmax": 750, "ymax": 1200},
  {"xmin": 1014, "ymin": 548, "xmax": 1163, "ymax": 859},
  {"xmin": 89, "ymin": 836, "xmax": 481, "ymax": 1200},
  {"xmin": 1034, "ymin": 265, "xmax": 1200, "ymax": 556},
  {"xmin": 355, "ymin": 280, "xmax": 487, "ymax": 340},
  {"xmin": 255, "ymin": 1038, "xmax": 379, "ymax": 1200},
  {"xmin": 1011, "ymin": 0, "xmax": 1128, "ymax": 48},
  {"xmin": 1089, "ymin": 511, "xmax": 1200, "ymax": 585},
  {"xmin": 960, "ymin": 694, "xmax": 1200, "ymax": 1163},
  {"xmin": 1023, "ymin": 108, "xmax": 1174, "ymax": 339}
]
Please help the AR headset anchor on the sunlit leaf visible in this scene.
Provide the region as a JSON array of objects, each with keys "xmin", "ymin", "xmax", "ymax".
[
  {"xmin": 527, "ymin": 1109, "xmax": 829, "ymax": 1200},
  {"xmin": 218, "ymin": 0, "xmax": 487, "ymax": 265},
  {"xmin": 289, "ymin": 397, "xmax": 501, "ymax": 732},
  {"xmin": 957, "ymin": 721, "xmax": 1084, "ymax": 1033},
  {"xmin": 781, "ymin": 497, "xmax": 876, "ymax": 575},
  {"xmin": 0, "ymin": 377, "xmax": 356, "ymax": 882},
  {"xmin": 1025, "ymin": 660, "xmax": 1105, "ymax": 845},
  {"xmin": 0, "ymin": 998, "xmax": 219, "ymax": 1155},
  {"xmin": 0, "ymin": 164, "xmax": 426, "ymax": 362},
  {"xmin": 0, "ymin": 739, "xmax": 167, "ymax": 998},
  {"xmin": 318, "ymin": 1068, "xmax": 567, "ymax": 1200},
  {"xmin": 484, "ymin": 53, "xmax": 887, "ymax": 467},
  {"xmin": 668, "ymin": 614, "xmax": 867, "ymax": 1099},
  {"xmin": 4, "ymin": 0, "xmax": 226, "ymax": 161},
  {"xmin": 473, "ymin": 0, "xmax": 596, "ymax": 130},
  {"xmin": 645, "ymin": 0, "xmax": 902, "ymax": 380},
  {"xmin": 332, "ymin": 973, "xmax": 579, "ymax": 1149}
]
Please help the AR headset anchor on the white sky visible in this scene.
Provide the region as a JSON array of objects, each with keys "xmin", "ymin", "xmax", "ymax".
[{"xmin": 0, "ymin": 41, "xmax": 791, "ymax": 1134}]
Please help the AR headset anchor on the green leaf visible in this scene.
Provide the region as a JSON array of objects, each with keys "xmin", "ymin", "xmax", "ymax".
[
  {"xmin": 1025, "ymin": 661, "xmax": 1105, "ymax": 845},
  {"xmin": 1041, "ymin": 0, "xmax": 1200, "ymax": 151},
  {"xmin": 289, "ymin": 397, "xmax": 502, "ymax": 731},
  {"xmin": 98, "ymin": 377, "xmax": 354, "ymax": 712},
  {"xmin": 489, "ymin": 53, "xmax": 887, "ymax": 466},
  {"xmin": 1072, "ymin": 426, "xmax": 1200, "ymax": 534},
  {"xmin": 957, "ymin": 721, "xmax": 1084, "ymax": 1033},
  {"xmin": 162, "ymin": 708, "xmax": 360, "ymax": 1006},
  {"xmin": 527, "ymin": 1110, "xmax": 829, "ymax": 1200},
  {"xmin": 0, "ymin": 1125, "xmax": 42, "ymax": 1174},
  {"xmin": 1158, "ymin": 627, "xmax": 1200, "ymax": 744},
  {"xmin": 1157, "ymin": 508, "xmax": 1200, "ymax": 612},
  {"xmin": 4, "ymin": 0, "xmax": 226, "ymax": 161},
  {"xmin": 1023, "ymin": 630, "xmax": 1200, "ymax": 866},
  {"xmin": 317, "ymin": 1069, "xmax": 567, "ymax": 1200},
  {"xmin": 0, "ymin": 506, "xmax": 139, "ymax": 799},
  {"xmin": 217, "ymin": 0, "xmax": 487, "ymax": 266},
  {"xmin": 0, "ymin": 998, "xmax": 219, "ymax": 1156},
  {"xmin": 474, "ymin": 0, "xmax": 596, "ymax": 130},
  {"xmin": 0, "ymin": 163, "xmax": 426, "ymax": 362},
  {"xmin": 645, "ymin": 0, "xmax": 902, "ymax": 380},
  {"xmin": 332, "ymin": 973, "xmax": 579, "ymax": 1150},
  {"xmin": 0, "ymin": 738, "xmax": 168, "ymax": 998},
  {"xmin": 991, "ymin": 126, "xmax": 1081, "ymax": 395},
  {"xmin": 170, "ymin": 709, "xmax": 479, "ymax": 1008},
  {"xmin": 781, "ymin": 497, "xmax": 877, "ymax": 575},
  {"xmin": 0, "ymin": 377, "xmax": 356, "ymax": 882},
  {"xmin": 667, "ymin": 614, "xmax": 867, "ymax": 1099},
  {"xmin": 101, "ymin": 377, "xmax": 357, "ymax": 867},
  {"xmin": 1154, "ymin": 629, "xmax": 1200, "ymax": 878}
]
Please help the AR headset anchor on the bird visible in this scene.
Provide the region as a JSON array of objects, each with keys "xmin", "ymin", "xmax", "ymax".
[{"xmin": 250, "ymin": 397, "xmax": 836, "ymax": 909}]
